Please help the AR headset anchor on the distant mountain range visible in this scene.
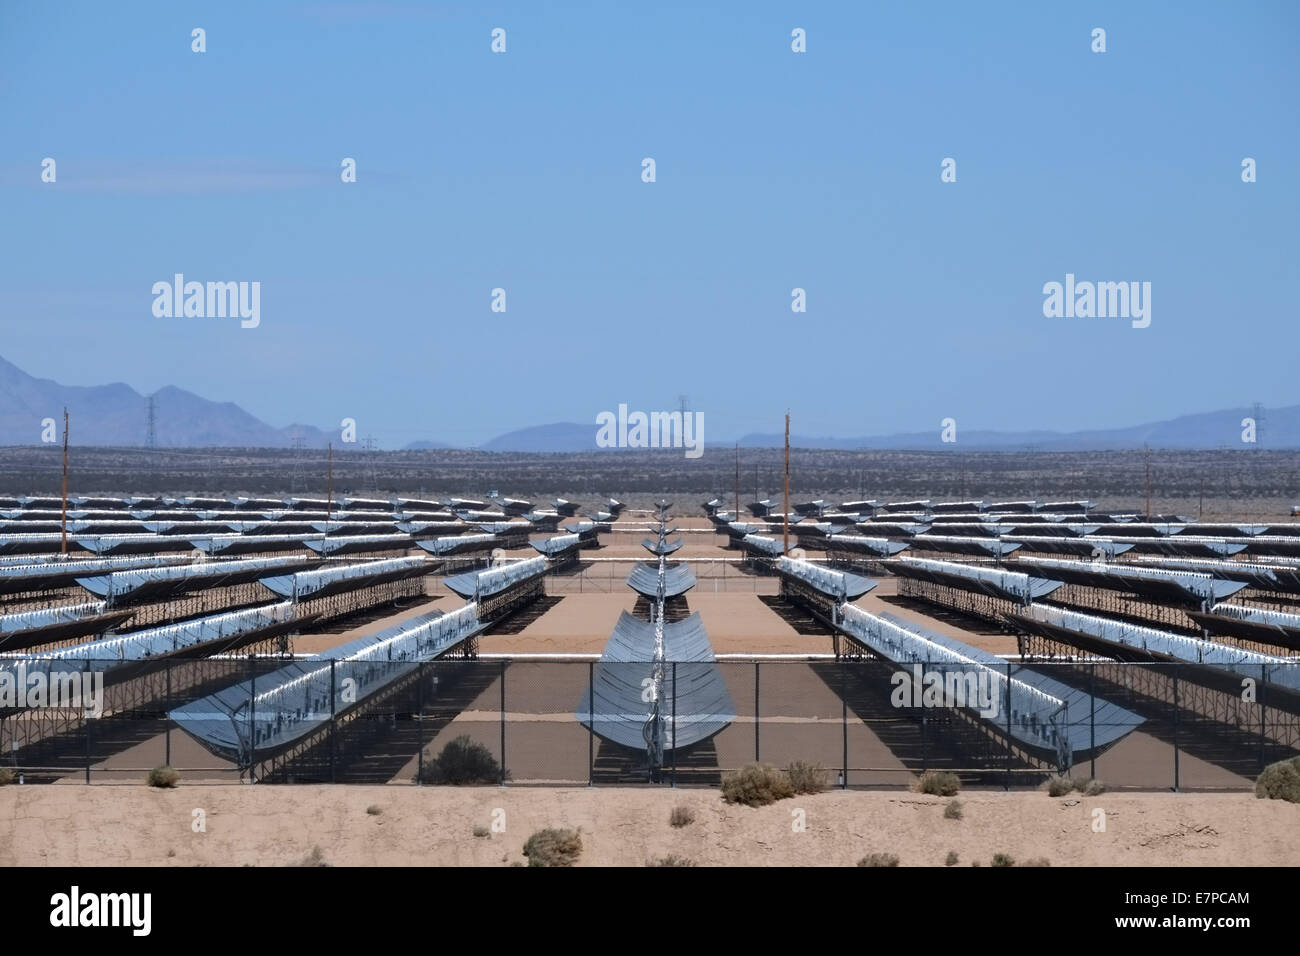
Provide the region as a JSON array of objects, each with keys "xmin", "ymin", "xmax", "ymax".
[
  {"xmin": 0, "ymin": 355, "xmax": 333, "ymax": 448},
  {"xmin": 1, "ymin": 354, "xmax": 1295, "ymax": 451}
]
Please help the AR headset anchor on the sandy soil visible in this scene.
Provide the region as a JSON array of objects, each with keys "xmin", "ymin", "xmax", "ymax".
[{"xmin": 1, "ymin": 785, "xmax": 1296, "ymax": 867}]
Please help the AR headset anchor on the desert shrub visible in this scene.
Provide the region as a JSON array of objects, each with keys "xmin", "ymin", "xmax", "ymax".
[
  {"xmin": 1075, "ymin": 778, "xmax": 1105, "ymax": 796},
  {"xmin": 523, "ymin": 828, "xmax": 583, "ymax": 867},
  {"xmin": 0, "ymin": 767, "xmax": 14, "ymax": 786},
  {"xmin": 916, "ymin": 770, "xmax": 960, "ymax": 797},
  {"xmin": 944, "ymin": 800, "xmax": 964, "ymax": 820},
  {"xmin": 857, "ymin": 852, "xmax": 899, "ymax": 867},
  {"xmin": 944, "ymin": 850, "xmax": 959, "ymax": 866},
  {"xmin": 1022, "ymin": 857, "xmax": 1051, "ymax": 867},
  {"xmin": 1255, "ymin": 756, "xmax": 1300, "ymax": 803},
  {"xmin": 785, "ymin": 760, "xmax": 828, "ymax": 795},
  {"xmin": 1047, "ymin": 776, "xmax": 1073, "ymax": 797},
  {"xmin": 648, "ymin": 855, "xmax": 696, "ymax": 867},
  {"xmin": 147, "ymin": 765, "xmax": 180, "ymax": 788},
  {"xmin": 991, "ymin": 853, "xmax": 1015, "ymax": 867},
  {"xmin": 298, "ymin": 845, "xmax": 329, "ymax": 867},
  {"xmin": 669, "ymin": 805, "xmax": 696, "ymax": 828},
  {"xmin": 720, "ymin": 763, "xmax": 795, "ymax": 807},
  {"xmin": 418, "ymin": 735, "xmax": 505, "ymax": 785},
  {"xmin": 472, "ymin": 825, "xmax": 491, "ymax": 838},
  {"xmin": 365, "ymin": 804, "xmax": 382, "ymax": 816}
]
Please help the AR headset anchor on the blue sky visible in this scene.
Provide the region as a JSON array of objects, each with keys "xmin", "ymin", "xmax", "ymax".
[{"xmin": 1, "ymin": 1, "xmax": 1296, "ymax": 447}]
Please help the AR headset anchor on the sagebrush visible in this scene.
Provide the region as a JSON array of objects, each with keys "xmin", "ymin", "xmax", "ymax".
[
  {"xmin": 1255, "ymin": 756, "xmax": 1300, "ymax": 803},
  {"xmin": 523, "ymin": 828, "xmax": 583, "ymax": 867},
  {"xmin": 721, "ymin": 763, "xmax": 795, "ymax": 807}
]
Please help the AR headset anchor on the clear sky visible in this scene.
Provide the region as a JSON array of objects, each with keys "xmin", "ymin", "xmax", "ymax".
[{"xmin": 1, "ymin": 1, "xmax": 1296, "ymax": 447}]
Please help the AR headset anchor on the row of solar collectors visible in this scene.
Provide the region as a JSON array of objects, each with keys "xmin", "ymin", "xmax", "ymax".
[
  {"xmin": 0, "ymin": 556, "xmax": 435, "ymax": 654},
  {"xmin": 879, "ymin": 556, "xmax": 1300, "ymax": 667},
  {"xmin": 778, "ymin": 555, "xmax": 1298, "ymax": 767},
  {"xmin": 756, "ymin": 498, "xmax": 1292, "ymax": 519}
]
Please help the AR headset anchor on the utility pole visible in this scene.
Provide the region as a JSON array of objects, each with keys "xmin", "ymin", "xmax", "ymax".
[
  {"xmin": 327, "ymin": 442, "xmax": 334, "ymax": 520},
  {"xmin": 734, "ymin": 444, "xmax": 740, "ymax": 519},
  {"xmin": 783, "ymin": 412, "xmax": 790, "ymax": 555},
  {"xmin": 60, "ymin": 408, "xmax": 69, "ymax": 556},
  {"xmin": 1144, "ymin": 444, "xmax": 1151, "ymax": 522}
]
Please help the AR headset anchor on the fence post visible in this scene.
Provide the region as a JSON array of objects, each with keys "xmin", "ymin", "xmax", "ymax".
[
  {"xmin": 841, "ymin": 661, "xmax": 848, "ymax": 789},
  {"xmin": 84, "ymin": 657, "xmax": 92, "ymax": 784},
  {"xmin": 328, "ymin": 659, "xmax": 335, "ymax": 784},
  {"xmin": 1089, "ymin": 663, "xmax": 1097, "ymax": 781},
  {"xmin": 671, "ymin": 662, "xmax": 677, "ymax": 788},
  {"xmin": 1259, "ymin": 663, "xmax": 1267, "ymax": 774},
  {"xmin": 1004, "ymin": 661, "xmax": 1012, "ymax": 792},
  {"xmin": 1172, "ymin": 663, "xmax": 1180, "ymax": 792},
  {"xmin": 416, "ymin": 660, "xmax": 425, "ymax": 785},
  {"xmin": 249, "ymin": 657, "xmax": 257, "ymax": 784},
  {"xmin": 164, "ymin": 658, "xmax": 172, "ymax": 768},
  {"xmin": 499, "ymin": 659, "xmax": 506, "ymax": 787},
  {"xmin": 587, "ymin": 660, "xmax": 594, "ymax": 787},
  {"xmin": 754, "ymin": 662, "xmax": 760, "ymax": 762}
]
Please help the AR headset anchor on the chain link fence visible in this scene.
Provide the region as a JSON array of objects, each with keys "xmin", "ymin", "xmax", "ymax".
[{"xmin": 2, "ymin": 658, "xmax": 1296, "ymax": 790}]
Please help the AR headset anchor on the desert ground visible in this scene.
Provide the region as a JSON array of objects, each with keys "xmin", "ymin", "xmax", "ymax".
[{"xmin": 1, "ymin": 784, "xmax": 1296, "ymax": 867}]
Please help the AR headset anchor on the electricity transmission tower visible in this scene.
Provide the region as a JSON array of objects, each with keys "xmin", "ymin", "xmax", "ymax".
[
  {"xmin": 145, "ymin": 394, "xmax": 157, "ymax": 449},
  {"xmin": 362, "ymin": 436, "xmax": 379, "ymax": 491}
]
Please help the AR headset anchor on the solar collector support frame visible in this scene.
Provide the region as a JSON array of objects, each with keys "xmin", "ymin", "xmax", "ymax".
[
  {"xmin": 261, "ymin": 557, "xmax": 430, "ymax": 626},
  {"xmin": 1005, "ymin": 604, "xmax": 1300, "ymax": 753},
  {"xmin": 775, "ymin": 556, "xmax": 876, "ymax": 633},
  {"xmin": 168, "ymin": 603, "xmax": 486, "ymax": 773},
  {"xmin": 885, "ymin": 557, "xmax": 1063, "ymax": 627},
  {"xmin": 443, "ymin": 556, "xmax": 548, "ymax": 628},
  {"xmin": 0, "ymin": 601, "xmax": 136, "ymax": 654},
  {"xmin": 835, "ymin": 604, "xmax": 1144, "ymax": 772},
  {"xmin": 0, "ymin": 604, "xmax": 307, "ymax": 770}
]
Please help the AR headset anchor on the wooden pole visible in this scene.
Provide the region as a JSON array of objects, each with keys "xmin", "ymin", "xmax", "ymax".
[
  {"xmin": 734, "ymin": 443, "xmax": 740, "ymax": 519},
  {"xmin": 783, "ymin": 413, "xmax": 790, "ymax": 555},
  {"xmin": 60, "ymin": 408, "xmax": 69, "ymax": 556}
]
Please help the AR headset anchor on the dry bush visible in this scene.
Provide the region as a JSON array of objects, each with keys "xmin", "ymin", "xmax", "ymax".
[
  {"xmin": 857, "ymin": 852, "xmax": 899, "ymax": 867},
  {"xmin": 720, "ymin": 763, "xmax": 795, "ymax": 807},
  {"xmin": 648, "ymin": 855, "xmax": 696, "ymax": 867},
  {"xmin": 944, "ymin": 851, "xmax": 959, "ymax": 866},
  {"xmin": 916, "ymin": 770, "xmax": 959, "ymax": 796},
  {"xmin": 991, "ymin": 853, "xmax": 1015, "ymax": 867},
  {"xmin": 944, "ymin": 800, "xmax": 964, "ymax": 820},
  {"xmin": 523, "ymin": 828, "xmax": 583, "ymax": 867},
  {"xmin": 669, "ymin": 805, "xmax": 696, "ymax": 828},
  {"xmin": 785, "ymin": 760, "xmax": 828, "ymax": 795},
  {"xmin": 1255, "ymin": 756, "xmax": 1300, "ymax": 803},
  {"xmin": 147, "ymin": 765, "xmax": 180, "ymax": 788},
  {"xmin": 1047, "ymin": 776, "xmax": 1072, "ymax": 797}
]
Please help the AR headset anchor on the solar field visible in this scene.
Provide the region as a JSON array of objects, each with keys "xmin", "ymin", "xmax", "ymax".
[{"xmin": 2, "ymin": 490, "xmax": 1298, "ymax": 800}]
